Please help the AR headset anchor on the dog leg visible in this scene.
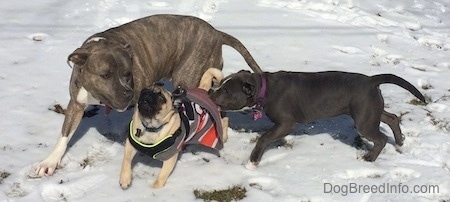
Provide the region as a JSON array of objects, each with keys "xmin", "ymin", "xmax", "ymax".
[
  {"xmin": 247, "ymin": 122, "xmax": 296, "ymax": 169},
  {"xmin": 35, "ymin": 99, "xmax": 85, "ymax": 176},
  {"xmin": 357, "ymin": 121, "xmax": 388, "ymax": 161},
  {"xmin": 362, "ymin": 131, "xmax": 388, "ymax": 161},
  {"xmin": 221, "ymin": 117, "xmax": 229, "ymax": 143},
  {"xmin": 381, "ymin": 110, "xmax": 404, "ymax": 146},
  {"xmin": 152, "ymin": 152, "xmax": 179, "ymax": 188},
  {"xmin": 120, "ymin": 138, "xmax": 138, "ymax": 189}
]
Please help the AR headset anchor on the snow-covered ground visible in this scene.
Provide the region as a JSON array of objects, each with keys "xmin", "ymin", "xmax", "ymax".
[{"xmin": 1, "ymin": 0, "xmax": 449, "ymax": 201}]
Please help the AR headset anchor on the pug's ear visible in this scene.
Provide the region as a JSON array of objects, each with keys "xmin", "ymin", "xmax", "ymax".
[{"xmin": 68, "ymin": 48, "xmax": 90, "ymax": 66}]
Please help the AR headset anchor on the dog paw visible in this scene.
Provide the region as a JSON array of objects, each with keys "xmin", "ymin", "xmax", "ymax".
[
  {"xmin": 362, "ymin": 152, "xmax": 378, "ymax": 162},
  {"xmin": 35, "ymin": 160, "xmax": 59, "ymax": 176},
  {"xmin": 119, "ymin": 174, "xmax": 132, "ymax": 189},
  {"xmin": 245, "ymin": 161, "xmax": 258, "ymax": 170},
  {"xmin": 151, "ymin": 179, "xmax": 166, "ymax": 189}
]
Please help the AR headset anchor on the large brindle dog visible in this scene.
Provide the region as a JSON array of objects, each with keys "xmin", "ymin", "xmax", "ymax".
[
  {"xmin": 209, "ymin": 70, "xmax": 426, "ymax": 169},
  {"xmin": 35, "ymin": 14, "xmax": 262, "ymax": 176}
]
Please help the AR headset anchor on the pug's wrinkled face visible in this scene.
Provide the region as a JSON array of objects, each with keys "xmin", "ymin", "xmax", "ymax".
[{"xmin": 137, "ymin": 84, "xmax": 173, "ymax": 127}]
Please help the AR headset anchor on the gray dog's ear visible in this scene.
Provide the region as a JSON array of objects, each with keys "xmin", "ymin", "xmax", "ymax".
[
  {"xmin": 68, "ymin": 48, "xmax": 89, "ymax": 66},
  {"xmin": 238, "ymin": 70, "xmax": 251, "ymax": 74},
  {"xmin": 242, "ymin": 80, "xmax": 255, "ymax": 97}
]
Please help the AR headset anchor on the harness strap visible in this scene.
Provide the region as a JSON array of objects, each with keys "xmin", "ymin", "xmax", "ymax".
[{"xmin": 128, "ymin": 120, "xmax": 182, "ymax": 161}]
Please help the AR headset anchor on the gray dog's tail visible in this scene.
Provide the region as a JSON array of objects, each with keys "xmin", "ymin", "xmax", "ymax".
[
  {"xmin": 221, "ymin": 31, "xmax": 263, "ymax": 74},
  {"xmin": 370, "ymin": 74, "xmax": 426, "ymax": 103}
]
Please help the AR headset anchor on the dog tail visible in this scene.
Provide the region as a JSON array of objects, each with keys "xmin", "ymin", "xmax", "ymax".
[
  {"xmin": 370, "ymin": 74, "xmax": 426, "ymax": 103},
  {"xmin": 220, "ymin": 31, "xmax": 263, "ymax": 74},
  {"xmin": 198, "ymin": 68, "xmax": 224, "ymax": 91}
]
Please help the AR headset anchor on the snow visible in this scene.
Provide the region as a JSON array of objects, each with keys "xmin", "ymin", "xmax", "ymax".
[{"xmin": 1, "ymin": 0, "xmax": 449, "ymax": 201}]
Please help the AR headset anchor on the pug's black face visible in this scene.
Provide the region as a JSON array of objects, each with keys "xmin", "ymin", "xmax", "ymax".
[{"xmin": 138, "ymin": 86, "xmax": 168, "ymax": 119}]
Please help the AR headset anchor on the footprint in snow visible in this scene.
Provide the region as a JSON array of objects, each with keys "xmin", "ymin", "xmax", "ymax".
[
  {"xmin": 27, "ymin": 33, "xmax": 48, "ymax": 42},
  {"xmin": 247, "ymin": 176, "xmax": 283, "ymax": 196},
  {"xmin": 80, "ymin": 143, "xmax": 118, "ymax": 169},
  {"xmin": 245, "ymin": 151, "xmax": 290, "ymax": 170},
  {"xmin": 336, "ymin": 168, "xmax": 386, "ymax": 179},
  {"xmin": 388, "ymin": 167, "xmax": 420, "ymax": 181},
  {"xmin": 416, "ymin": 36, "xmax": 446, "ymax": 50},
  {"xmin": 41, "ymin": 174, "xmax": 107, "ymax": 201},
  {"xmin": 332, "ymin": 46, "xmax": 363, "ymax": 54},
  {"xmin": 199, "ymin": 0, "xmax": 222, "ymax": 22},
  {"xmin": 147, "ymin": 1, "xmax": 170, "ymax": 7}
]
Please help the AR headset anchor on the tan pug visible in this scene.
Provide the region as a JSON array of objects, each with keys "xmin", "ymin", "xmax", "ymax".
[{"xmin": 120, "ymin": 68, "xmax": 227, "ymax": 189}]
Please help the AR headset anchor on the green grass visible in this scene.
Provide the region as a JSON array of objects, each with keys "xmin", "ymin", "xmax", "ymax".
[{"xmin": 194, "ymin": 185, "xmax": 247, "ymax": 202}]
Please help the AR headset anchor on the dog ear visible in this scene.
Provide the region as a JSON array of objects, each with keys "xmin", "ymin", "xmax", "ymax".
[
  {"xmin": 68, "ymin": 48, "xmax": 89, "ymax": 66},
  {"xmin": 242, "ymin": 81, "xmax": 255, "ymax": 97},
  {"xmin": 238, "ymin": 70, "xmax": 251, "ymax": 74}
]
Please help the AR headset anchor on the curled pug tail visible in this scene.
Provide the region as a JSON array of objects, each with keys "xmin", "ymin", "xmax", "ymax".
[{"xmin": 220, "ymin": 31, "xmax": 263, "ymax": 74}]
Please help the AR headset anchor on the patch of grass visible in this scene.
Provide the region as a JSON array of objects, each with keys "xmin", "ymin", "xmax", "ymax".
[
  {"xmin": 194, "ymin": 185, "xmax": 247, "ymax": 202},
  {"xmin": 0, "ymin": 170, "xmax": 11, "ymax": 184},
  {"xmin": 425, "ymin": 110, "xmax": 450, "ymax": 131},
  {"xmin": 408, "ymin": 98, "xmax": 427, "ymax": 106}
]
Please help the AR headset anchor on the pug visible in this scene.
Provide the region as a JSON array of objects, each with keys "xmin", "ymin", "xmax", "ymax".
[{"xmin": 119, "ymin": 68, "xmax": 227, "ymax": 189}]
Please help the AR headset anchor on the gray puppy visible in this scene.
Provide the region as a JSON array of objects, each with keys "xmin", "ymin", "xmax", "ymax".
[
  {"xmin": 209, "ymin": 70, "xmax": 426, "ymax": 169},
  {"xmin": 35, "ymin": 14, "xmax": 262, "ymax": 176}
]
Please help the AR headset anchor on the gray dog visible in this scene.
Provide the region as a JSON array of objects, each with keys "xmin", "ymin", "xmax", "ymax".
[
  {"xmin": 209, "ymin": 70, "xmax": 426, "ymax": 169},
  {"xmin": 35, "ymin": 14, "xmax": 262, "ymax": 176}
]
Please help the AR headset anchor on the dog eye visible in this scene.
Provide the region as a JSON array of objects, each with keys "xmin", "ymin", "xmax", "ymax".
[
  {"xmin": 124, "ymin": 71, "xmax": 131, "ymax": 77},
  {"xmin": 101, "ymin": 72, "xmax": 111, "ymax": 79}
]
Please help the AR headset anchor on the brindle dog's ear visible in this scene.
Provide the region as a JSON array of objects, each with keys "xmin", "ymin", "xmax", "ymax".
[
  {"xmin": 68, "ymin": 48, "xmax": 89, "ymax": 67},
  {"xmin": 123, "ymin": 43, "xmax": 133, "ymax": 57}
]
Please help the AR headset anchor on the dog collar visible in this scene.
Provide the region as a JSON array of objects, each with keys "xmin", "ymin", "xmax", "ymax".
[
  {"xmin": 141, "ymin": 120, "xmax": 166, "ymax": 133},
  {"xmin": 128, "ymin": 120, "xmax": 181, "ymax": 161},
  {"xmin": 253, "ymin": 74, "xmax": 267, "ymax": 120}
]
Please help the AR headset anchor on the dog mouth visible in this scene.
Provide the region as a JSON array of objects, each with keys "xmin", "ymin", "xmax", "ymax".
[{"xmin": 100, "ymin": 100, "xmax": 130, "ymax": 114}]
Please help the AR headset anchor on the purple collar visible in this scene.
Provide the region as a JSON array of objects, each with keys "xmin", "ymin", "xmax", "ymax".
[{"xmin": 253, "ymin": 74, "xmax": 266, "ymax": 120}]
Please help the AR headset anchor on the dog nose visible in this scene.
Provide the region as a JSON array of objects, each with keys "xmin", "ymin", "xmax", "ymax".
[{"xmin": 124, "ymin": 90, "xmax": 133, "ymax": 100}]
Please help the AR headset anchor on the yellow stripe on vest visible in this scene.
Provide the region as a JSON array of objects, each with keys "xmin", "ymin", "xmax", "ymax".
[{"xmin": 129, "ymin": 120, "xmax": 173, "ymax": 148}]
